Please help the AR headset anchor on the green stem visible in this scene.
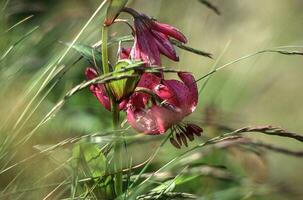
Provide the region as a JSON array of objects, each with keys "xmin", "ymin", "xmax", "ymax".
[
  {"xmin": 101, "ymin": 24, "xmax": 123, "ymax": 197},
  {"xmin": 101, "ymin": 25, "xmax": 110, "ymax": 74},
  {"xmin": 112, "ymin": 101, "xmax": 123, "ymax": 196}
]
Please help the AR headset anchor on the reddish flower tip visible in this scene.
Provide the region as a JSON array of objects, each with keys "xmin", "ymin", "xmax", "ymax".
[
  {"xmin": 119, "ymin": 47, "xmax": 131, "ymax": 60},
  {"xmin": 85, "ymin": 67, "xmax": 98, "ymax": 80},
  {"xmin": 152, "ymin": 21, "xmax": 188, "ymax": 44},
  {"xmin": 85, "ymin": 67, "xmax": 127, "ymax": 111}
]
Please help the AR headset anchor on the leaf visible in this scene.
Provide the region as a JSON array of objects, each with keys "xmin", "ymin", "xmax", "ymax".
[
  {"xmin": 64, "ymin": 42, "xmax": 103, "ymax": 70},
  {"xmin": 108, "ymin": 60, "xmax": 140, "ymax": 101},
  {"xmin": 105, "ymin": 0, "xmax": 128, "ymax": 25},
  {"xmin": 152, "ymin": 175, "xmax": 198, "ymax": 193},
  {"xmin": 170, "ymin": 39, "xmax": 213, "ymax": 59},
  {"xmin": 73, "ymin": 141, "xmax": 107, "ymax": 178}
]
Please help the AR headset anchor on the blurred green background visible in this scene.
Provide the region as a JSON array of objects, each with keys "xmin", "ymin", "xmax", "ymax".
[{"xmin": 0, "ymin": 0, "xmax": 303, "ymax": 199}]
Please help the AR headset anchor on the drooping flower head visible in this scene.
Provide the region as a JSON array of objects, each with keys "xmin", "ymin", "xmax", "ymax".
[
  {"xmin": 86, "ymin": 7, "xmax": 201, "ymax": 148},
  {"xmin": 126, "ymin": 72, "xmax": 198, "ymax": 135},
  {"xmin": 123, "ymin": 8, "xmax": 187, "ymax": 66}
]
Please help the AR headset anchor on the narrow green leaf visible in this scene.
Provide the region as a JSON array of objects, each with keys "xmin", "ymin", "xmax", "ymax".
[
  {"xmin": 64, "ymin": 43, "xmax": 103, "ymax": 69},
  {"xmin": 73, "ymin": 142, "xmax": 107, "ymax": 178}
]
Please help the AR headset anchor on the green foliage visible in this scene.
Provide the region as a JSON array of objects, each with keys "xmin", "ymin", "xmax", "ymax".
[
  {"xmin": 72, "ymin": 141, "xmax": 107, "ymax": 178},
  {"xmin": 0, "ymin": 1, "xmax": 303, "ymax": 200},
  {"xmin": 109, "ymin": 60, "xmax": 140, "ymax": 101},
  {"xmin": 65, "ymin": 42, "xmax": 104, "ymax": 70}
]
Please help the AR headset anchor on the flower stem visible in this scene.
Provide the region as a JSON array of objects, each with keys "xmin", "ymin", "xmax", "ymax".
[
  {"xmin": 101, "ymin": 24, "xmax": 123, "ymax": 197},
  {"xmin": 101, "ymin": 25, "xmax": 110, "ymax": 74},
  {"xmin": 112, "ymin": 101, "xmax": 123, "ymax": 196}
]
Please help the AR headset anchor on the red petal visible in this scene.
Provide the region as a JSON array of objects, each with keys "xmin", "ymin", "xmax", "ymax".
[
  {"xmin": 85, "ymin": 67, "xmax": 98, "ymax": 80},
  {"xmin": 85, "ymin": 68, "xmax": 111, "ymax": 111},
  {"xmin": 138, "ymin": 73, "xmax": 162, "ymax": 89},
  {"xmin": 152, "ymin": 21, "xmax": 187, "ymax": 43},
  {"xmin": 119, "ymin": 47, "xmax": 131, "ymax": 59},
  {"xmin": 152, "ymin": 30, "xmax": 179, "ymax": 61},
  {"xmin": 119, "ymin": 99, "xmax": 129, "ymax": 110},
  {"xmin": 154, "ymin": 84, "xmax": 175, "ymax": 101},
  {"xmin": 126, "ymin": 104, "xmax": 182, "ymax": 135},
  {"xmin": 126, "ymin": 107, "xmax": 162, "ymax": 135},
  {"xmin": 89, "ymin": 84, "xmax": 111, "ymax": 111},
  {"xmin": 161, "ymin": 79, "xmax": 190, "ymax": 108},
  {"xmin": 134, "ymin": 19, "xmax": 161, "ymax": 65},
  {"xmin": 178, "ymin": 72, "xmax": 198, "ymax": 112}
]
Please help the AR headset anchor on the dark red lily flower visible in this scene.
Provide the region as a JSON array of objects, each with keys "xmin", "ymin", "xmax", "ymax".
[
  {"xmin": 126, "ymin": 72, "xmax": 198, "ymax": 135},
  {"xmin": 123, "ymin": 8, "xmax": 187, "ymax": 66},
  {"xmin": 85, "ymin": 67, "xmax": 127, "ymax": 111}
]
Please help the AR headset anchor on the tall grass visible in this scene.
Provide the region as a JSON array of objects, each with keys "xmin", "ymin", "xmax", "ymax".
[{"xmin": 0, "ymin": 0, "xmax": 303, "ymax": 200}]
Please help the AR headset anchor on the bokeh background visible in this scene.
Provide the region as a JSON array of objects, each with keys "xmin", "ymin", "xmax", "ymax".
[{"xmin": 0, "ymin": 0, "xmax": 303, "ymax": 199}]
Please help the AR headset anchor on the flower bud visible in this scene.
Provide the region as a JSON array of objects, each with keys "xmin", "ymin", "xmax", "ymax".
[{"xmin": 108, "ymin": 60, "xmax": 139, "ymax": 101}]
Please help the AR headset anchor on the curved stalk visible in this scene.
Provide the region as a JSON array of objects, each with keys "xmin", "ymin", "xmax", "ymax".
[{"xmin": 101, "ymin": 24, "xmax": 123, "ymax": 197}]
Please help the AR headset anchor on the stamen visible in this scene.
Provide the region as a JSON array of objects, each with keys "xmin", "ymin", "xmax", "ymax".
[{"xmin": 169, "ymin": 137, "xmax": 181, "ymax": 149}]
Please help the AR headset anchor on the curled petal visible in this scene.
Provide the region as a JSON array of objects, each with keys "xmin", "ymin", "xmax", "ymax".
[
  {"xmin": 152, "ymin": 30, "xmax": 179, "ymax": 61},
  {"xmin": 154, "ymin": 84, "xmax": 175, "ymax": 101},
  {"xmin": 177, "ymin": 72, "xmax": 198, "ymax": 112},
  {"xmin": 161, "ymin": 79, "xmax": 189, "ymax": 108},
  {"xmin": 89, "ymin": 84, "xmax": 111, "ymax": 111},
  {"xmin": 152, "ymin": 21, "xmax": 187, "ymax": 43},
  {"xmin": 127, "ymin": 92, "xmax": 148, "ymax": 110},
  {"xmin": 126, "ymin": 73, "xmax": 162, "ymax": 115},
  {"xmin": 127, "ymin": 104, "xmax": 183, "ymax": 135},
  {"xmin": 138, "ymin": 73, "xmax": 162, "ymax": 89},
  {"xmin": 85, "ymin": 67, "xmax": 111, "ymax": 110},
  {"xmin": 126, "ymin": 107, "xmax": 161, "ymax": 134},
  {"xmin": 161, "ymin": 72, "xmax": 198, "ymax": 114},
  {"xmin": 85, "ymin": 67, "xmax": 98, "ymax": 80},
  {"xmin": 119, "ymin": 99, "xmax": 129, "ymax": 110},
  {"xmin": 119, "ymin": 47, "xmax": 131, "ymax": 59}
]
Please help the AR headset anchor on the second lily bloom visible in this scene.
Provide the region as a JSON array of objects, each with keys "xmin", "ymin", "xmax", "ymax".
[{"xmin": 123, "ymin": 7, "xmax": 187, "ymax": 66}]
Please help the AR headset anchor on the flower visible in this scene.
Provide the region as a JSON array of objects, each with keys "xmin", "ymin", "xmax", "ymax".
[
  {"xmin": 123, "ymin": 8, "xmax": 187, "ymax": 66},
  {"xmin": 119, "ymin": 47, "xmax": 131, "ymax": 60},
  {"xmin": 126, "ymin": 72, "xmax": 198, "ymax": 135},
  {"xmin": 85, "ymin": 67, "xmax": 127, "ymax": 111}
]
